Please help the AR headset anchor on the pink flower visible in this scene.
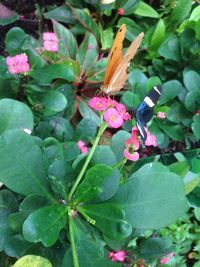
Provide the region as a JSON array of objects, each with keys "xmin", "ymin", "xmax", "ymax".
[
  {"xmin": 88, "ymin": 44, "xmax": 92, "ymax": 49},
  {"xmin": 89, "ymin": 97, "xmax": 108, "ymax": 111},
  {"xmin": 108, "ymin": 250, "xmax": 127, "ymax": 262},
  {"xmin": 196, "ymin": 110, "xmax": 200, "ymax": 115},
  {"xmin": 145, "ymin": 128, "xmax": 157, "ymax": 147},
  {"xmin": 104, "ymin": 108, "xmax": 124, "ymax": 128},
  {"xmin": 115, "ymin": 103, "xmax": 131, "ymax": 121},
  {"xmin": 159, "ymin": 253, "xmax": 174, "ymax": 265},
  {"xmin": 124, "ymin": 133, "xmax": 140, "ymax": 161},
  {"xmin": 43, "ymin": 32, "xmax": 58, "ymax": 52},
  {"xmin": 6, "ymin": 53, "xmax": 30, "ymax": 74},
  {"xmin": 43, "ymin": 32, "xmax": 58, "ymax": 42},
  {"xmin": 43, "ymin": 40, "xmax": 58, "ymax": 52},
  {"xmin": 118, "ymin": 8, "xmax": 124, "ymax": 15},
  {"xmin": 157, "ymin": 112, "xmax": 166, "ymax": 119},
  {"xmin": 77, "ymin": 140, "xmax": 88, "ymax": 154}
]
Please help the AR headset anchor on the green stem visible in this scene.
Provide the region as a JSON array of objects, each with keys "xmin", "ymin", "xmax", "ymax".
[
  {"xmin": 112, "ymin": 158, "xmax": 127, "ymax": 170},
  {"xmin": 69, "ymin": 217, "xmax": 79, "ymax": 267},
  {"xmin": 68, "ymin": 121, "xmax": 107, "ymax": 201}
]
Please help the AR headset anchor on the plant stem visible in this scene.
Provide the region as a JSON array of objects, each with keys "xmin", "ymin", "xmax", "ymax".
[
  {"xmin": 112, "ymin": 158, "xmax": 127, "ymax": 170},
  {"xmin": 69, "ymin": 217, "xmax": 79, "ymax": 267},
  {"xmin": 68, "ymin": 121, "xmax": 107, "ymax": 201}
]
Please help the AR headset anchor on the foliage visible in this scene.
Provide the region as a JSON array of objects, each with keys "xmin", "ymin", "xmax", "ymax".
[{"xmin": 0, "ymin": 0, "xmax": 200, "ymax": 266}]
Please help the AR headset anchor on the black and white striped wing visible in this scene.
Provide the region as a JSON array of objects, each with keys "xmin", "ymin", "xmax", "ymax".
[{"xmin": 136, "ymin": 85, "xmax": 162, "ymax": 142}]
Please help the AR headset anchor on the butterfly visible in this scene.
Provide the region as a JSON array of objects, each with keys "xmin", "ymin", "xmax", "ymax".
[
  {"xmin": 101, "ymin": 24, "xmax": 144, "ymax": 94},
  {"xmin": 135, "ymin": 85, "xmax": 162, "ymax": 143}
]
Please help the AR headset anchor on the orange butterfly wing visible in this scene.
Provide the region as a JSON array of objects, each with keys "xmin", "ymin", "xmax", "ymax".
[
  {"xmin": 102, "ymin": 24, "xmax": 126, "ymax": 89},
  {"xmin": 107, "ymin": 32, "xmax": 144, "ymax": 93}
]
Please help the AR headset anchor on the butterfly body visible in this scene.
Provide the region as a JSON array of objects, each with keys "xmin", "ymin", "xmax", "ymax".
[
  {"xmin": 101, "ymin": 24, "xmax": 144, "ymax": 94},
  {"xmin": 136, "ymin": 85, "xmax": 162, "ymax": 142}
]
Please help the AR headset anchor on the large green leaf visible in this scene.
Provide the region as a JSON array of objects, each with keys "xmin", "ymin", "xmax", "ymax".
[
  {"xmin": 109, "ymin": 162, "xmax": 188, "ymax": 229},
  {"xmin": 0, "ymin": 4, "xmax": 19, "ymax": 25},
  {"xmin": 30, "ymin": 62, "xmax": 77, "ymax": 85},
  {"xmin": 74, "ymin": 164, "xmax": 120, "ymax": 203},
  {"xmin": 0, "ymin": 130, "xmax": 53, "ymax": 199},
  {"xmin": 23, "ymin": 205, "xmax": 68, "ymax": 247},
  {"xmin": 139, "ymin": 237, "xmax": 173, "ymax": 259},
  {"xmin": 76, "ymin": 32, "xmax": 98, "ymax": 75},
  {"xmin": 53, "ymin": 20, "xmax": 78, "ymax": 59},
  {"xmin": 183, "ymin": 70, "xmax": 200, "ymax": 92},
  {"xmin": 68, "ymin": 217, "xmax": 122, "ymax": 267},
  {"xmin": 158, "ymin": 34, "xmax": 181, "ymax": 61},
  {"xmin": 13, "ymin": 255, "xmax": 52, "ymax": 267},
  {"xmin": 169, "ymin": 0, "xmax": 192, "ymax": 26},
  {"xmin": 74, "ymin": 118, "xmax": 97, "ymax": 142},
  {"xmin": 44, "ymin": 5, "xmax": 76, "ymax": 24},
  {"xmin": 69, "ymin": 7, "xmax": 100, "ymax": 41},
  {"xmin": 159, "ymin": 80, "xmax": 184, "ymax": 105},
  {"xmin": 91, "ymin": 146, "xmax": 117, "ymax": 166},
  {"xmin": 0, "ymin": 98, "xmax": 34, "ymax": 134},
  {"xmin": 133, "ymin": 1, "xmax": 159, "ymax": 18},
  {"xmin": 5, "ymin": 27, "xmax": 26, "ymax": 55}
]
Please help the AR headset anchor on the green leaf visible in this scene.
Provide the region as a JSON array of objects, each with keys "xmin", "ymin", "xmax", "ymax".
[
  {"xmin": 8, "ymin": 212, "xmax": 26, "ymax": 232},
  {"xmin": 109, "ymin": 162, "xmax": 188, "ymax": 229},
  {"xmin": 76, "ymin": 32, "xmax": 98, "ymax": 74},
  {"xmin": 0, "ymin": 77, "xmax": 19, "ymax": 99},
  {"xmin": 156, "ymin": 120, "xmax": 184, "ymax": 141},
  {"xmin": 6, "ymin": 27, "xmax": 26, "ymax": 55},
  {"xmin": 79, "ymin": 203, "xmax": 132, "ymax": 240},
  {"xmin": 167, "ymin": 101, "xmax": 191, "ymax": 127},
  {"xmin": 184, "ymin": 171, "xmax": 200, "ymax": 194},
  {"xmin": 70, "ymin": 8, "xmax": 100, "ymax": 41},
  {"xmin": 19, "ymin": 195, "xmax": 50, "ymax": 216},
  {"xmin": 190, "ymin": 5, "xmax": 200, "ymax": 21},
  {"xmin": 128, "ymin": 69, "xmax": 148, "ymax": 98},
  {"xmin": 63, "ymin": 141, "xmax": 80, "ymax": 162},
  {"xmin": 159, "ymin": 80, "xmax": 184, "ymax": 105},
  {"xmin": 91, "ymin": 146, "xmax": 117, "ymax": 166},
  {"xmin": 150, "ymin": 19, "xmax": 166, "ymax": 52},
  {"xmin": 169, "ymin": 0, "xmax": 192, "ymax": 26},
  {"xmin": 139, "ymin": 237, "xmax": 173, "ymax": 259},
  {"xmin": 192, "ymin": 158, "xmax": 200, "ymax": 173},
  {"xmin": 183, "ymin": 70, "xmax": 200, "ymax": 92},
  {"xmin": 111, "ymin": 130, "xmax": 130, "ymax": 161},
  {"xmin": 0, "ymin": 98, "xmax": 34, "ymax": 134},
  {"xmin": 0, "ymin": 130, "xmax": 53, "ymax": 199},
  {"xmin": 158, "ymin": 34, "xmax": 181, "ymax": 61},
  {"xmin": 118, "ymin": 18, "xmax": 142, "ymax": 42},
  {"xmin": 74, "ymin": 118, "xmax": 97, "ymax": 142},
  {"xmin": 169, "ymin": 161, "xmax": 190, "ymax": 178},
  {"xmin": 100, "ymin": 27, "xmax": 113, "ymax": 50},
  {"xmin": 13, "ymin": 255, "xmax": 52, "ymax": 267},
  {"xmin": 74, "ymin": 164, "xmax": 119, "ymax": 203},
  {"xmin": 0, "ymin": 4, "xmax": 19, "ymax": 25},
  {"xmin": 53, "ymin": 20, "xmax": 78, "ymax": 59},
  {"xmin": 44, "ymin": 5, "xmax": 76, "ymax": 24},
  {"xmin": 23, "ymin": 205, "xmax": 67, "ymax": 247},
  {"xmin": 133, "ymin": 1, "xmax": 159, "ymax": 18},
  {"xmin": 68, "ymin": 217, "xmax": 122, "ymax": 267},
  {"xmin": 192, "ymin": 115, "xmax": 200, "ymax": 140},
  {"xmin": 30, "ymin": 62, "xmax": 77, "ymax": 84},
  {"xmin": 86, "ymin": 58, "xmax": 107, "ymax": 83}
]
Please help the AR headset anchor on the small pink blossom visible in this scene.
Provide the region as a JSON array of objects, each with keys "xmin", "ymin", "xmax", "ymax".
[
  {"xmin": 118, "ymin": 8, "xmax": 124, "ymax": 15},
  {"xmin": 88, "ymin": 44, "xmax": 92, "ymax": 49},
  {"xmin": 43, "ymin": 32, "xmax": 58, "ymax": 52},
  {"xmin": 43, "ymin": 32, "xmax": 58, "ymax": 42},
  {"xmin": 89, "ymin": 97, "xmax": 108, "ymax": 111},
  {"xmin": 157, "ymin": 111, "xmax": 166, "ymax": 119},
  {"xmin": 159, "ymin": 253, "xmax": 174, "ymax": 265},
  {"xmin": 145, "ymin": 128, "xmax": 157, "ymax": 147},
  {"xmin": 124, "ymin": 133, "xmax": 140, "ymax": 161},
  {"xmin": 116, "ymin": 103, "xmax": 131, "ymax": 121},
  {"xmin": 108, "ymin": 250, "xmax": 127, "ymax": 262},
  {"xmin": 6, "ymin": 53, "xmax": 30, "ymax": 74},
  {"xmin": 104, "ymin": 108, "xmax": 124, "ymax": 128},
  {"xmin": 77, "ymin": 140, "xmax": 88, "ymax": 154},
  {"xmin": 196, "ymin": 110, "xmax": 200, "ymax": 115}
]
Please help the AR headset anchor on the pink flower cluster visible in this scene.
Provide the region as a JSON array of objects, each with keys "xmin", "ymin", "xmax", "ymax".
[
  {"xmin": 77, "ymin": 140, "xmax": 88, "ymax": 154},
  {"xmin": 108, "ymin": 250, "xmax": 126, "ymax": 262},
  {"xmin": 43, "ymin": 32, "xmax": 58, "ymax": 52},
  {"xmin": 124, "ymin": 126, "xmax": 157, "ymax": 161},
  {"xmin": 89, "ymin": 97, "xmax": 131, "ymax": 128},
  {"xmin": 6, "ymin": 53, "xmax": 30, "ymax": 74},
  {"xmin": 159, "ymin": 252, "xmax": 174, "ymax": 264},
  {"xmin": 157, "ymin": 111, "xmax": 166, "ymax": 119}
]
